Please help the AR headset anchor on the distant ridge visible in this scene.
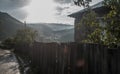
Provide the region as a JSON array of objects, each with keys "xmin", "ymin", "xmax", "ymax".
[
  {"xmin": 0, "ymin": 11, "xmax": 74, "ymax": 42},
  {"xmin": 28, "ymin": 23, "xmax": 74, "ymax": 42},
  {"xmin": 0, "ymin": 12, "xmax": 24, "ymax": 40}
]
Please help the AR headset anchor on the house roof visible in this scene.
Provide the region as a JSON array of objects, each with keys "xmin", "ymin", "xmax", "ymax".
[{"xmin": 68, "ymin": 1, "xmax": 109, "ymax": 18}]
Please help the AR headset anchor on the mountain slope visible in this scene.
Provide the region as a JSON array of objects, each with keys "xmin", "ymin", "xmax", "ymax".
[
  {"xmin": 0, "ymin": 12, "xmax": 24, "ymax": 40},
  {"xmin": 28, "ymin": 23, "xmax": 74, "ymax": 42},
  {"xmin": 0, "ymin": 11, "xmax": 74, "ymax": 42}
]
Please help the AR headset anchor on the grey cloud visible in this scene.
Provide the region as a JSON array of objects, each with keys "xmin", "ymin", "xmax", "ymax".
[
  {"xmin": 0, "ymin": 0, "xmax": 30, "ymax": 21},
  {"xmin": 54, "ymin": 0, "xmax": 71, "ymax": 4},
  {"xmin": 55, "ymin": 6, "xmax": 63, "ymax": 15},
  {"xmin": 54, "ymin": 0, "xmax": 73, "ymax": 16},
  {"xmin": 55, "ymin": 5, "xmax": 71, "ymax": 15},
  {"xmin": 0, "ymin": 0, "xmax": 30, "ymax": 10},
  {"xmin": 56, "ymin": 6, "xmax": 64, "ymax": 12},
  {"xmin": 9, "ymin": 9, "xmax": 28, "ymax": 20}
]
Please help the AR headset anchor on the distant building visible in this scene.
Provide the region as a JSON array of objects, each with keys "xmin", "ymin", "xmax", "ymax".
[{"xmin": 68, "ymin": 1, "xmax": 110, "ymax": 42}]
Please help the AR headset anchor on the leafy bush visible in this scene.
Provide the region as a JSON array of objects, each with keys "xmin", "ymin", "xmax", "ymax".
[
  {"xmin": 0, "ymin": 37, "xmax": 15, "ymax": 49},
  {"xmin": 14, "ymin": 27, "xmax": 38, "ymax": 46}
]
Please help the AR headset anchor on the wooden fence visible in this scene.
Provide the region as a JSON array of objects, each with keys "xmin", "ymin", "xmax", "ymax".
[{"xmin": 15, "ymin": 42, "xmax": 120, "ymax": 74}]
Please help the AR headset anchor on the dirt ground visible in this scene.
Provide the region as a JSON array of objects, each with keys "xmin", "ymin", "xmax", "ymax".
[{"xmin": 0, "ymin": 49, "xmax": 20, "ymax": 74}]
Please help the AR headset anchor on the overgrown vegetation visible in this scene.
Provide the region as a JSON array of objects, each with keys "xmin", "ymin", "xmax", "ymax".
[
  {"xmin": 78, "ymin": 9, "xmax": 103, "ymax": 44},
  {"xmin": 103, "ymin": 0, "xmax": 120, "ymax": 47},
  {"xmin": 14, "ymin": 27, "xmax": 38, "ymax": 46},
  {"xmin": 74, "ymin": 0, "xmax": 120, "ymax": 48},
  {"xmin": 73, "ymin": 0, "xmax": 91, "ymax": 7},
  {"xmin": 0, "ymin": 37, "xmax": 15, "ymax": 49},
  {"xmin": 0, "ymin": 27, "xmax": 37, "ymax": 49}
]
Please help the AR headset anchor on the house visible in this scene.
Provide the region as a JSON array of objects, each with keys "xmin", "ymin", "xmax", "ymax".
[{"xmin": 68, "ymin": 1, "xmax": 110, "ymax": 42}]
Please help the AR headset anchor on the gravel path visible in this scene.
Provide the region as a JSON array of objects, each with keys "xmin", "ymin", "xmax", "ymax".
[{"xmin": 0, "ymin": 49, "xmax": 20, "ymax": 74}]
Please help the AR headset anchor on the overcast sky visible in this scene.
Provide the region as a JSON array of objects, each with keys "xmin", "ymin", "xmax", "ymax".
[{"xmin": 0, "ymin": 0, "xmax": 102, "ymax": 25}]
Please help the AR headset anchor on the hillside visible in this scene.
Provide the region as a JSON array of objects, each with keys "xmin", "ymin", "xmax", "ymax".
[
  {"xmin": 28, "ymin": 23, "xmax": 74, "ymax": 42},
  {"xmin": 0, "ymin": 11, "xmax": 74, "ymax": 42},
  {"xmin": 0, "ymin": 12, "xmax": 24, "ymax": 40}
]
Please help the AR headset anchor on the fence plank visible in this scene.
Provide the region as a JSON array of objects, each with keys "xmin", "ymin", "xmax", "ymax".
[{"xmin": 15, "ymin": 42, "xmax": 120, "ymax": 74}]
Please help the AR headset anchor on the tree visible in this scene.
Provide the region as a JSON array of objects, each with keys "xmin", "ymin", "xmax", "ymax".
[
  {"xmin": 73, "ymin": 0, "xmax": 92, "ymax": 7},
  {"xmin": 75, "ymin": 0, "xmax": 120, "ymax": 47},
  {"xmin": 14, "ymin": 27, "xmax": 38, "ymax": 45},
  {"xmin": 78, "ymin": 9, "xmax": 103, "ymax": 43},
  {"xmin": 103, "ymin": 0, "xmax": 120, "ymax": 47},
  {"xmin": 1, "ymin": 37, "xmax": 15, "ymax": 49},
  {"xmin": 73, "ymin": 0, "xmax": 104, "ymax": 44}
]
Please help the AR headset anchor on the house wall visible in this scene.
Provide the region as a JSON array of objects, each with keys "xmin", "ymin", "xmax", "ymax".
[
  {"xmin": 74, "ymin": 17, "xmax": 83, "ymax": 42},
  {"xmin": 74, "ymin": 7, "xmax": 110, "ymax": 42}
]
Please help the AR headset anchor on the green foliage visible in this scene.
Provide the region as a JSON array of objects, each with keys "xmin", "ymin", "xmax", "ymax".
[
  {"xmin": 73, "ymin": 0, "xmax": 92, "ymax": 7},
  {"xmin": 14, "ymin": 27, "xmax": 38, "ymax": 45},
  {"xmin": 0, "ymin": 37, "xmax": 15, "ymax": 49},
  {"xmin": 0, "ymin": 27, "xmax": 38, "ymax": 49},
  {"xmin": 86, "ymin": 29, "xmax": 103, "ymax": 43},
  {"xmin": 103, "ymin": 0, "xmax": 120, "ymax": 47},
  {"xmin": 78, "ymin": 9, "xmax": 103, "ymax": 43},
  {"xmin": 78, "ymin": 0, "xmax": 120, "ymax": 48}
]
